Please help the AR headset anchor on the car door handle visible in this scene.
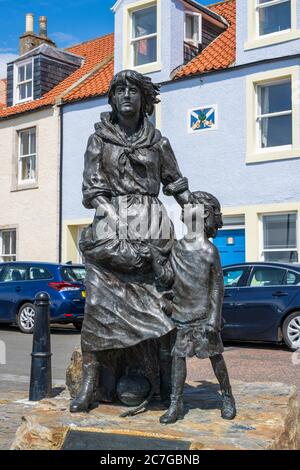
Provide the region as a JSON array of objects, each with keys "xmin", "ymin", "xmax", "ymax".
[
  {"xmin": 15, "ymin": 286, "xmax": 22, "ymax": 292},
  {"xmin": 272, "ymin": 291, "xmax": 289, "ymax": 297}
]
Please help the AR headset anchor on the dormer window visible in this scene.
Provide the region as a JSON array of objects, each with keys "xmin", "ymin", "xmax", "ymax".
[
  {"xmin": 185, "ymin": 13, "xmax": 202, "ymax": 45},
  {"xmin": 14, "ymin": 59, "xmax": 33, "ymax": 104},
  {"xmin": 257, "ymin": 0, "xmax": 291, "ymax": 36},
  {"xmin": 131, "ymin": 4, "xmax": 157, "ymax": 67},
  {"xmin": 184, "ymin": 12, "xmax": 202, "ymax": 63}
]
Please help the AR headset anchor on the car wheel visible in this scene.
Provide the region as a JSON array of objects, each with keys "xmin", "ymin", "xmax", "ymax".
[
  {"xmin": 17, "ymin": 303, "xmax": 35, "ymax": 334},
  {"xmin": 73, "ymin": 321, "xmax": 82, "ymax": 331},
  {"xmin": 282, "ymin": 312, "xmax": 300, "ymax": 351}
]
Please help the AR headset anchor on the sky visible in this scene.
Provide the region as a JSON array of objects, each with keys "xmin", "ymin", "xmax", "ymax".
[{"xmin": 0, "ymin": 0, "xmax": 221, "ymax": 78}]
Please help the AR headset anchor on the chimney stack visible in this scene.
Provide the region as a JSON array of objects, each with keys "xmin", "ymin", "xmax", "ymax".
[
  {"xmin": 39, "ymin": 16, "xmax": 47, "ymax": 38},
  {"xmin": 26, "ymin": 13, "xmax": 34, "ymax": 33},
  {"xmin": 19, "ymin": 13, "xmax": 56, "ymax": 55}
]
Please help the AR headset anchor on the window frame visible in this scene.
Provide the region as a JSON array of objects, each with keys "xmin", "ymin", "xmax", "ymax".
[
  {"xmin": 123, "ymin": 0, "xmax": 161, "ymax": 74},
  {"xmin": 246, "ymin": 264, "xmax": 288, "ymax": 287},
  {"xmin": 246, "ymin": 66, "xmax": 300, "ymax": 163},
  {"xmin": 245, "ymin": 0, "xmax": 300, "ymax": 50},
  {"xmin": 14, "ymin": 58, "xmax": 34, "ymax": 105},
  {"xmin": 256, "ymin": 0, "xmax": 292, "ymax": 38},
  {"xmin": 18, "ymin": 127, "xmax": 37, "ymax": 185},
  {"xmin": 256, "ymin": 78, "xmax": 293, "ymax": 152},
  {"xmin": 184, "ymin": 11, "xmax": 202, "ymax": 46},
  {"xmin": 0, "ymin": 229, "xmax": 17, "ymax": 262},
  {"xmin": 28, "ymin": 266, "xmax": 53, "ymax": 281},
  {"xmin": 259, "ymin": 211, "xmax": 299, "ymax": 263},
  {"xmin": 223, "ymin": 266, "xmax": 249, "ymax": 288}
]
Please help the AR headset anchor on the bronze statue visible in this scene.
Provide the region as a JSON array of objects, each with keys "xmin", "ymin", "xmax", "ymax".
[
  {"xmin": 70, "ymin": 70, "xmax": 192, "ymax": 413},
  {"xmin": 151, "ymin": 192, "xmax": 236, "ymax": 424},
  {"xmin": 70, "ymin": 70, "xmax": 236, "ymax": 424}
]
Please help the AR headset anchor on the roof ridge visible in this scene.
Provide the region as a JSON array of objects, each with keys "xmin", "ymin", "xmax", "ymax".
[
  {"xmin": 57, "ymin": 53, "xmax": 114, "ymax": 104},
  {"xmin": 66, "ymin": 32, "xmax": 114, "ymax": 51}
]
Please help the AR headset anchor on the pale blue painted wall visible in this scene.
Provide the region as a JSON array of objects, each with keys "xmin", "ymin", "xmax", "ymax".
[
  {"xmin": 62, "ymin": 56, "xmax": 300, "ymax": 226},
  {"xmin": 236, "ymin": 0, "xmax": 300, "ymax": 66},
  {"xmin": 114, "ymin": 0, "xmax": 186, "ymax": 82},
  {"xmin": 159, "ymin": 57, "xmax": 300, "ymax": 210},
  {"xmin": 62, "ymin": 96, "xmax": 109, "ymax": 221}
]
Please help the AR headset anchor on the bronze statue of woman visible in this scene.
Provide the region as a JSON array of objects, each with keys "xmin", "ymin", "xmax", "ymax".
[{"xmin": 70, "ymin": 70, "xmax": 192, "ymax": 413}]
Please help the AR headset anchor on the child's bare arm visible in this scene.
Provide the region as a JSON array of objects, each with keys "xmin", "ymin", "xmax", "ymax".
[{"xmin": 207, "ymin": 245, "xmax": 224, "ymax": 331}]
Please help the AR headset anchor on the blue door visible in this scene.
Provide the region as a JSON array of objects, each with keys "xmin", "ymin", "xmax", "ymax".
[{"xmin": 214, "ymin": 229, "xmax": 245, "ymax": 267}]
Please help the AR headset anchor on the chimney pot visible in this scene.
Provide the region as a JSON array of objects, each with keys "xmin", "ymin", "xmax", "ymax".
[
  {"xmin": 39, "ymin": 16, "xmax": 47, "ymax": 38},
  {"xmin": 26, "ymin": 13, "xmax": 34, "ymax": 33}
]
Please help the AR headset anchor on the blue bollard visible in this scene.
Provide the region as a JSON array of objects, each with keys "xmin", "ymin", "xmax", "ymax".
[{"xmin": 29, "ymin": 292, "xmax": 52, "ymax": 401}]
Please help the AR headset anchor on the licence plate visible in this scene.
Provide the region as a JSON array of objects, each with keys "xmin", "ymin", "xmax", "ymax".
[{"xmin": 81, "ymin": 291, "xmax": 86, "ymax": 298}]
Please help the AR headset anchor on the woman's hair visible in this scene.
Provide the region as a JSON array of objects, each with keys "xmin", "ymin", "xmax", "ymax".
[{"xmin": 108, "ymin": 70, "xmax": 160, "ymax": 121}]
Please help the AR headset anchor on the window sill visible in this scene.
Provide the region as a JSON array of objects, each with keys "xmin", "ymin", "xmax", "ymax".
[
  {"xmin": 11, "ymin": 182, "xmax": 39, "ymax": 192},
  {"xmin": 244, "ymin": 30, "xmax": 300, "ymax": 51},
  {"xmin": 129, "ymin": 61, "xmax": 162, "ymax": 75},
  {"xmin": 13, "ymin": 97, "xmax": 33, "ymax": 106},
  {"xmin": 246, "ymin": 147, "xmax": 300, "ymax": 164}
]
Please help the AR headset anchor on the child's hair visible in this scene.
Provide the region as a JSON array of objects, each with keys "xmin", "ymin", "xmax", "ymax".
[{"xmin": 190, "ymin": 191, "xmax": 221, "ymax": 214}]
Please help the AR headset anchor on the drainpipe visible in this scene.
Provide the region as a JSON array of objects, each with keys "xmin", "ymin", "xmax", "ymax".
[{"xmin": 58, "ymin": 105, "xmax": 63, "ymax": 263}]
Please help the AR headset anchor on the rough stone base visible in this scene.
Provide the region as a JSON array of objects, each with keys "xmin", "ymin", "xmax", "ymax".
[{"xmin": 11, "ymin": 381, "xmax": 300, "ymax": 450}]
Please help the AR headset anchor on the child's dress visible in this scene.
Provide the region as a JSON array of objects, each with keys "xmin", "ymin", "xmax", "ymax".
[{"xmin": 169, "ymin": 238, "xmax": 225, "ymax": 359}]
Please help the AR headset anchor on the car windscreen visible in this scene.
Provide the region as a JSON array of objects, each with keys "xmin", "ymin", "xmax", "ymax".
[{"xmin": 60, "ymin": 266, "xmax": 86, "ymax": 283}]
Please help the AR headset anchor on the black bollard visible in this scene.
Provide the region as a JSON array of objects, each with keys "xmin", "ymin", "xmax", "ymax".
[{"xmin": 29, "ymin": 292, "xmax": 52, "ymax": 401}]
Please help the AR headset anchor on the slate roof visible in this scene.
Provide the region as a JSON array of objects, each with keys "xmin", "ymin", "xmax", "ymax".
[{"xmin": 0, "ymin": 33, "xmax": 114, "ymax": 118}]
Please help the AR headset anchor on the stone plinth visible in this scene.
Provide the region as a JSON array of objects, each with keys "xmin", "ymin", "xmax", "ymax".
[{"xmin": 11, "ymin": 381, "xmax": 299, "ymax": 450}]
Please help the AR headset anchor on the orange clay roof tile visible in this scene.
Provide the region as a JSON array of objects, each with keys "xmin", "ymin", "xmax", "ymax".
[{"xmin": 175, "ymin": 0, "xmax": 236, "ymax": 79}]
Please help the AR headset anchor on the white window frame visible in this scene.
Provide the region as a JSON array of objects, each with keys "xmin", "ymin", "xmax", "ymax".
[
  {"xmin": 259, "ymin": 211, "xmax": 299, "ymax": 262},
  {"xmin": 246, "ymin": 66, "xmax": 300, "ymax": 163},
  {"xmin": 256, "ymin": 78, "xmax": 292, "ymax": 152},
  {"xmin": 14, "ymin": 58, "xmax": 34, "ymax": 105},
  {"xmin": 0, "ymin": 229, "xmax": 17, "ymax": 262},
  {"xmin": 18, "ymin": 127, "xmax": 37, "ymax": 184},
  {"xmin": 245, "ymin": 0, "xmax": 299, "ymax": 50},
  {"xmin": 123, "ymin": 0, "xmax": 161, "ymax": 74},
  {"xmin": 184, "ymin": 12, "xmax": 202, "ymax": 46}
]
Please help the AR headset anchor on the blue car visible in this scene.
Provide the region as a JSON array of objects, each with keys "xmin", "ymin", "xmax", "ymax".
[
  {"xmin": 222, "ymin": 262, "xmax": 300, "ymax": 350},
  {"xmin": 0, "ymin": 262, "xmax": 86, "ymax": 333}
]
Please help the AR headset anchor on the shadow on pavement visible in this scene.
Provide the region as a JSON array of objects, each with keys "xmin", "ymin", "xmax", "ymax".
[
  {"xmin": 223, "ymin": 340, "xmax": 291, "ymax": 352},
  {"xmin": 0, "ymin": 323, "xmax": 81, "ymax": 335}
]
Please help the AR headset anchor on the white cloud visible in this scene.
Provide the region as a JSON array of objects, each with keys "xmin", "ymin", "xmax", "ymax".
[
  {"xmin": 51, "ymin": 32, "xmax": 80, "ymax": 47},
  {"xmin": 0, "ymin": 53, "xmax": 18, "ymax": 78}
]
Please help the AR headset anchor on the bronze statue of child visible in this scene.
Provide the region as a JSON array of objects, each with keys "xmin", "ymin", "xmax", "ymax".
[{"xmin": 151, "ymin": 191, "xmax": 236, "ymax": 424}]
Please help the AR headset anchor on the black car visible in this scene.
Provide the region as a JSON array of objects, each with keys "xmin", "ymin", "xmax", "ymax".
[{"xmin": 222, "ymin": 262, "xmax": 300, "ymax": 350}]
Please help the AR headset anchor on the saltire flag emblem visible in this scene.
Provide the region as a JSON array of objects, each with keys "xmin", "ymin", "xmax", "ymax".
[{"xmin": 189, "ymin": 107, "xmax": 216, "ymax": 132}]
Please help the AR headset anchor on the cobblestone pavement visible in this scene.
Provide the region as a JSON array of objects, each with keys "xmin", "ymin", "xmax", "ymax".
[{"xmin": 187, "ymin": 342, "xmax": 300, "ymax": 400}]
